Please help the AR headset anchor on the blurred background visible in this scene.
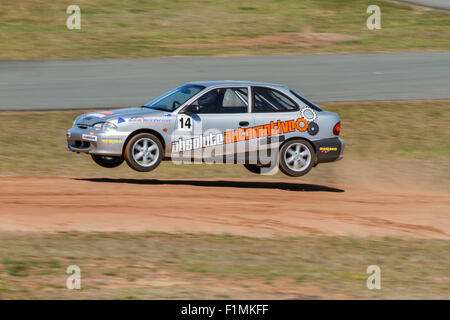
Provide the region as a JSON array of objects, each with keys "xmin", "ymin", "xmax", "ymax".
[{"xmin": 0, "ymin": 0, "xmax": 449, "ymax": 299}]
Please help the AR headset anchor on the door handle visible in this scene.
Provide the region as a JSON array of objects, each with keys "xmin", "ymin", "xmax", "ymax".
[{"xmin": 239, "ymin": 121, "xmax": 249, "ymax": 127}]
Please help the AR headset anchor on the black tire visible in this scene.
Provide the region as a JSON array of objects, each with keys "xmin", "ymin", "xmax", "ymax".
[
  {"xmin": 243, "ymin": 164, "xmax": 274, "ymax": 175},
  {"xmin": 124, "ymin": 133, "xmax": 163, "ymax": 172},
  {"xmin": 279, "ymin": 139, "xmax": 315, "ymax": 177},
  {"xmin": 91, "ymin": 154, "xmax": 124, "ymax": 168}
]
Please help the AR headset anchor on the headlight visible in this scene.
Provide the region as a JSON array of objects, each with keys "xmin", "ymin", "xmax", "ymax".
[
  {"xmin": 92, "ymin": 121, "xmax": 117, "ymax": 132},
  {"xmin": 102, "ymin": 121, "xmax": 117, "ymax": 131},
  {"xmin": 93, "ymin": 122, "xmax": 103, "ymax": 130}
]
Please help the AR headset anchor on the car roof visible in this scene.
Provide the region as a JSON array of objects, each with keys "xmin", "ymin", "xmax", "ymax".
[{"xmin": 187, "ymin": 80, "xmax": 288, "ymax": 89}]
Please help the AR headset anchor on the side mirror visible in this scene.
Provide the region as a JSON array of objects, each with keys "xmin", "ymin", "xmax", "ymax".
[{"xmin": 182, "ymin": 105, "xmax": 200, "ymax": 114}]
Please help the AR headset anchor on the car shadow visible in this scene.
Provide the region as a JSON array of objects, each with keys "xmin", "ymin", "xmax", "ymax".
[{"xmin": 75, "ymin": 178, "xmax": 345, "ymax": 193}]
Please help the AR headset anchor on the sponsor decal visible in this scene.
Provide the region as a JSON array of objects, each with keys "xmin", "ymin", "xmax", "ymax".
[
  {"xmin": 319, "ymin": 147, "xmax": 337, "ymax": 153},
  {"xmin": 117, "ymin": 117, "xmax": 126, "ymax": 124},
  {"xmin": 172, "ymin": 133, "xmax": 224, "ymax": 152},
  {"xmin": 177, "ymin": 115, "xmax": 192, "ymax": 131},
  {"xmin": 307, "ymin": 122, "xmax": 319, "ymax": 136},
  {"xmin": 172, "ymin": 117, "xmax": 310, "ymax": 152},
  {"xmin": 83, "ymin": 112, "xmax": 107, "ymax": 119},
  {"xmin": 101, "ymin": 139, "xmax": 123, "ymax": 144},
  {"xmin": 127, "ymin": 116, "xmax": 172, "ymax": 125},
  {"xmin": 82, "ymin": 134, "xmax": 97, "ymax": 142},
  {"xmin": 224, "ymin": 118, "xmax": 308, "ymax": 144},
  {"xmin": 301, "ymin": 107, "xmax": 317, "ymax": 122},
  {"xmin": 129, "ymin": 116, "xmax": 144, "ymax": 121},
  {"xmin": 98, "ymin": 111, "xmax": 114, "ymax": 115}
]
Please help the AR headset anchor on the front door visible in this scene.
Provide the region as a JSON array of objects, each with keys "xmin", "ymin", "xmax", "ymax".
[{"xmin": 175, "ymin": 86, "xmax": 254, "ymax": 163}]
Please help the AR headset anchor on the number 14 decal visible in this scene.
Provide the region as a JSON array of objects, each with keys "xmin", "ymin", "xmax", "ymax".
[{"xmin": 178, "ymin": 115, "xmax": 192, "ymax": 131}]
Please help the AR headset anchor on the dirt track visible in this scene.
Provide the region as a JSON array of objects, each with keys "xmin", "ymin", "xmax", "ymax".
[{"xmin": 0, "ymin": 176, "xmax": 449, "ymax": 239}]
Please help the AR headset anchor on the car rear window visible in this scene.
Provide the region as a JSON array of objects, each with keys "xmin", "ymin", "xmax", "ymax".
[{"xmin": 289, "ymin": 90, "xmax": 322, "ymax": 112}]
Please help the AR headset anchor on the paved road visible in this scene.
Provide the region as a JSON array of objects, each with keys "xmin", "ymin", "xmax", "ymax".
[
  {"xmin": 398, "ymin": 0, "xmax": 450, "ymax": 10},
  {"xmin": 1, "ymin": 52, "xmax": 449, "ymax": 110}
]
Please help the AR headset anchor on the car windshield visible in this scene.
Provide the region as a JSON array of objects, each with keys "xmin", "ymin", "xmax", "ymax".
[{"xmin": 144, "ymin": 84, "xmax": 205, "ymax": 112}]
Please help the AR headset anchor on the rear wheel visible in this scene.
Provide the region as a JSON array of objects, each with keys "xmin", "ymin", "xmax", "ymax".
[
  {"xmin": 124, "ymin": 133, "xmax": 163, "ymax": 172},
  {"xmin": 279, "ymin": 139, "xmax": 315, "ymax": 177},
  {"xmin": 91, "ymin": 154, "xmax": 124, "ymax": 168}
]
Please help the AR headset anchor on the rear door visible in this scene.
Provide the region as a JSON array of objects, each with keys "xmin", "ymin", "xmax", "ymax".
[{"xmin": 250, "ymin": 86, "xmax": 304, "ymax": 154}]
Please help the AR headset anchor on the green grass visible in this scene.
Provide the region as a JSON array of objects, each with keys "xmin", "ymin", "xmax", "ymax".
[
  {"xmin": 0, "ymin": 100, "xmax": 449, "ymax": 190},
  {"xmin": 0, "ymin": 232, "xmax": 448, "ymax": 299},
  {"xmin": 323, "ymin": 100, "xmax": 450, "ymax": 158},
  {"xmin": 0, "ymin": 0, "xmax": 449, "ymax": 59},
  {"xmin": 2, "ymin": 260, "xmax": 30, "ymax": 277}
]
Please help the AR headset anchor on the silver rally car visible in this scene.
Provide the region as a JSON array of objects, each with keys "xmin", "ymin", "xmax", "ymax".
[{"xmin": 67, "ymin": 81, "xmax": 344, "ymax": 177}]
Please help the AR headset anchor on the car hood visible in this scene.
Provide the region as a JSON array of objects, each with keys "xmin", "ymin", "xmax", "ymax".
[{"xmin": 76, "ymin": 107, "xmax": 173, "ymax": 126}]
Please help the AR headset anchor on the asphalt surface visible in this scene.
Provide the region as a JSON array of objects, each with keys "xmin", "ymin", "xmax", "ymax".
[
  {"xmin": 397, "ymin": 0, "xmax": 450, "ymax": 10},
  {"xmin": 1, "ymin": 51, "xmax": 449, "ymax": 110}
]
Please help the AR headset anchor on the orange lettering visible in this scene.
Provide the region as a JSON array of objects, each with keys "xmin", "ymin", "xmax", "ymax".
[
  {"xmin": 270, "ymin": 121, "xmax": 278, "ymax": 135},
  {"xmin": 288, "ymin": 120, "xmax": 296, "ymax": 132},
  {"xmin": 281, "ymin": 121, "xmax": 289, "ymax": 133}
]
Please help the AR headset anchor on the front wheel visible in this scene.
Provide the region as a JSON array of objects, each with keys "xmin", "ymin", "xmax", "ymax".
[
  {"xmin": 279, "ymin": 139, "xmax": 315, "ymax": 177},
  {"xmin": 91, "ymin": 154, "xmax": 124, "ymax": 168},
  {"xmin": 124, "ymin": 133, "xmax": 163, "ymax": 172}
]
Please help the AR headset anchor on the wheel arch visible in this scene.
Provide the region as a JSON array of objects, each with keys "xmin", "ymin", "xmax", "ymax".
[{"xmin": 122, "ymin": 129, "xmax": 166, "ymax": 155}]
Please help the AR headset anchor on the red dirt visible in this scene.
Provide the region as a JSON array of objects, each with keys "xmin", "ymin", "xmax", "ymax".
[{"xmin": 0, "ymin": 176, "xmax": 449, "ymax": 239}]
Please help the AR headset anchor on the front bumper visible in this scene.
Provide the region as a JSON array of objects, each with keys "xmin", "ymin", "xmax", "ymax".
[
  {"xmin": 312, "ymin": 137, "xmax": 344, "ymax": 164},
  {"xmin": 66, "ymin": 126, "xmax": 128, "ymax": 156}
]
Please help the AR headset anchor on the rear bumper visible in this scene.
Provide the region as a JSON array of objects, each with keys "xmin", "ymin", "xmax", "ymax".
[
  {"xmin": 312, "ymin": 137, "xmax": 344, "ymax": 164},
  {"xmin": 66, "ymin": 127, "xmax": 127, "ymax": 156}
]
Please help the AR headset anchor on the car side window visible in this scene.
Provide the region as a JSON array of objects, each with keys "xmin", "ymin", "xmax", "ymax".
[
  {"xmin": 253, "ymin": 87, "xmax": 299, "ymax": 112},
  {"xmin": 192, "ymin": 88, "xmax": 248, "ymax": 114}
]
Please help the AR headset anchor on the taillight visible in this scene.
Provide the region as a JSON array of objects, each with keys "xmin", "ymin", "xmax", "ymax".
[{"xmin": 333, "ymin": 122, "xmax": 341, "ymax": 136}]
